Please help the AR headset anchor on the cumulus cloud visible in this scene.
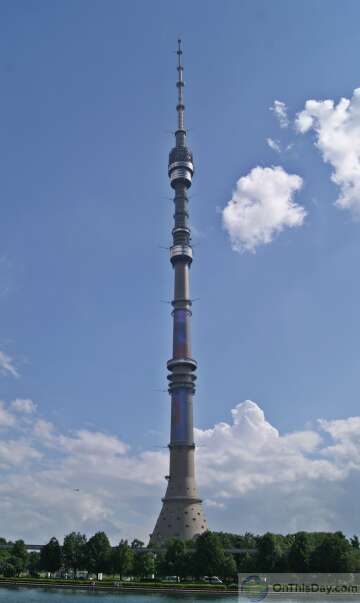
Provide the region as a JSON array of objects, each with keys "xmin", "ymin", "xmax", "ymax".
[
  {"xmin": 195, "ymin": 401, "xmax": 336, "ymax": 497},
  {"xmin": 296, "ymin": 88, "xmax": 360, "ymax": 216},
  {"xmin": 2, "ymin": 397, "xmax": 360, "ymax": 542},
  {"xmin": 270, "ymin": 100, "xmax": 289, "ymax": 128},
  {"xmin": 222, "ymin": 166, "xmax": 306, "ymax": 252},
  {"xmin": 0, "ymin": 350, "xmax": 18, "ymax": 378},
  {"xmin": 11, "ymin": 399, "xmax": 37, "ymax": 414}
]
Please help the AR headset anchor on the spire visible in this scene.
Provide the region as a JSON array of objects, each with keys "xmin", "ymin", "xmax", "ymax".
[
  {"xmin": 175, "ymin": 39, "xmax": 186, "ymax": 148},
  {"xmin": 176, "ymin": 38, "xmax": 185, "ymax": 131},
  {"xmin": 168, "ymin": 39, "xmax": 194, "ymax": 188}
]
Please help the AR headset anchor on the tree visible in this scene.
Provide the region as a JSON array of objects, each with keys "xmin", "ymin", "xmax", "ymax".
[
  {"xmin": 310, "ymin": 532, "xmax": 352, "ymax": 572},
  {"xmin": 28, "ymin": 552, "xmax": 40, "ymax": 577},
  {"xmin": 131, "ymin": 539, "xmax": 144, "ymax": 549},
  {"xmin": 288, "ymin": 532, "xmax": 312, "ymax": 572},
  {"xmin": 6, "ymin": 557, "xmax": 24, "ymax": 577},
  {"xmin": 161, "ymin": 538, "xmax": 190, "ymax": 580},
  {"xmin": 132, "ymin": 552, "xmax": 154, "ymax": 579},
  {"xmin": 85, "ymin": 532, "xmax": 112, "ymax": 574},
  {"xmin": 237, "ymin": 552, "xmax": 257, "ymax": 573},
  {"xmin": 40, "ymin": 537, "xmax": 62, "ymax": 573},
  {"xmin": 256, "ymin": 533, "xmax": 283, "ymax": 572},
  {"xmin": 351, "ymin": 535, "xmax": 360, "ymax": 550},
  {"xmin": 111, "ymin": 540, "xmax": 134, "ymax": 579},
  {"xmin": 219, "ymin": 554, "xmax": 237, "ymax": 582},
  {"xmin": 154, "ymin": 551, "xmax": 166, "ymax": 579},
  {"xmin": 0, "ymin": 561, "xmax": 16, "ymax": 577},
  {"xmin": 215, "ymin": 531, "xmax": 257, "ymax": 550},
  {"xmin": 63, "ymin": 532, "xmax": 87, "ymax": 576},
  {"xmin": 0, "ymin": 539, "xmax": 9, "ymax": 567},
  {"xmin": 193, "ymin": 531, "xmax": 226, "ymax": 578},
  {"xmin": 10, "ymin": 540, "xmax": 28, "ymax": 575}
]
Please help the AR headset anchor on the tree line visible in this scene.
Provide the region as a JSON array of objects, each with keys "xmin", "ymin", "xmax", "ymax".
[{"xmin": 1, "ymin": 530, "xmax": 360, "ymax": 580}]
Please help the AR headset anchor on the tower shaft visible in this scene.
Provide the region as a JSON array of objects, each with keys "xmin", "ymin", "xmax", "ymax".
[{"xmin": 150, "ymin": 41, "xmax": 207, "ymax": 544}]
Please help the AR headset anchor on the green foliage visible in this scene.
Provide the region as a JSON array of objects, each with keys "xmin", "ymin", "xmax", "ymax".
[
  {"xmin": 215, "ymin": 531, "xmax": 257, "ymax": 550},
  {"xmin": 10, "ymin": 540, "xmax": 28, "ymax": 574},
  {"xmin": 0, "ymin": 529, "xmax": 359, "ymax": 579},
  {"xmin": 63, "ymin": 532, "xmax": 87, "ymax": 574},
  {"xmin": 130, "ymin": 539, "xmax": 144, "ymax": 549},
  {"xmin": 351, "ymin": 535, "xmax": 360, "ymax": 549},
  {"xmin": 309, "ymin": 532, "xmax": 353, "ymax": 572},
  {"xmin": 288, "ymin": 531, "xmax": 312, "ymax": 572},
  {"xmin": 256, "ymin": 532, "xmax": 284, "ymax": 571},
  {"xmin": 85, "ymin": 531, "xmax": 112, "ymax": 574},
  {"xmin": 158, "ymin": 538, "xmax": 191, "ymax": 579},
  {"xmin": 111, "ymin": 540, "xmax": 134, "ymax": 578},
  {"xmin": 192, "ymin": 531, "xmax": 226, "ymax": 578},
  {"xmin": 132, "ymin": 552, "xmax": 154, "ymax": 578},
  {"xmin": 27, "ymin": 552, "xmax": 40, "ymax": 577},
  {"xmin": 219, "ymin": 554, "xmax": 237, "ymax": 581},
  {"xmin": 7, "ymin": 556, "xmax": 24, "ymax": 577},
  {"xmin": 0, "ymin": 562, "xmax": 16, "ymax": 577},
  {"xmin": 154, "ymin": 550, "xmax": 166, "ymax": 578},
  {"xmin": 40, "ymin": 537, "xmax": 62, "ymax": 573},
  {"xmin": 236, "ymin": 552, "xmax": 257, "ymax": 573}
]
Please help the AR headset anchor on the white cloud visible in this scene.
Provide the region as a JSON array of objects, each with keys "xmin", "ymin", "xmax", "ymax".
[
  {"xmin": 319, "ymin": 415, "xmax": 360, "ymax": 440},
  {"xmin": 222, "ymin": 166, "xmax": 306, "ymax": 252},
  {"xmin": 270, "ymin": 100, "xmax": 289, "ymax": 128},
  {"xmin": 33, "ymin": 419, "xmax": 55, "ymax": 441},
  {"xmin": 59, "ymin": 430, "xmax": 129, "ymax": 457},
  {"xmin": 0, "ymin": 350, "xmax": 18, "ymax": 378},
  {"xmin": 195, "ymin": 401, "xmax": 336, "ymax": 497},
  {"xmin": 205, "ymin": 499, "xmax": 225, "ymax": 509},
  {"xmin": 0, "ymin": 401, "xmax": 15, "ymax": 428},
  {"xmin": 0, "ymin": 439, "xmax": 41, "ymax": 468},
  {"xmin": 11, "ymin": 399, "xmax": 37, "ymax": 414},
  {"xmin": 296, "ymin": 88, "xmax": 360, "ymax": 216},
  {"xmin": 267, "ymin": 138, "xmax": 281, "ymax": 153},
  {"xmin": 2, "ymin": 397, "xmax": 360, "ymax": 542}
]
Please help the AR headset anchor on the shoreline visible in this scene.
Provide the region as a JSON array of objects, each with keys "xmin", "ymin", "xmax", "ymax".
[{"xmin": 0, "ymin": 580, "xmax": 238, "ymax": 596}]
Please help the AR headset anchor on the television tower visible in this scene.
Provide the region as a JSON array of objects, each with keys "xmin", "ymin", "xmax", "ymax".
[{"xmin": 150, "ymin": 41, "xmax": 207, "ymax": 544}]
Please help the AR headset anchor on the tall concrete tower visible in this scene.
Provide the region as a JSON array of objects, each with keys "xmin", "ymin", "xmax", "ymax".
[{"xmin": 150, "ymin": 41, "xmax": 207, "ymax": 545}]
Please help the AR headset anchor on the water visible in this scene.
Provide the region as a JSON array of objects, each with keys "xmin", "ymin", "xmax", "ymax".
[
  {"xmin": 1, "ymin": 590, "xmax": 359, "ymax": 603},
  {"xmin": 0, "ymin": 588, "xmax": 240, "ymax": 603}
]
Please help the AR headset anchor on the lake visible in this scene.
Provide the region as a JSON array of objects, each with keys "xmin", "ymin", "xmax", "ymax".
[
  {"xmin": 0, "ymin": 588, "xmax": 240, "ymax": 602},
  {"xmin": 1, "ymin": 589, "xmax": 359, "ymax": 603}
]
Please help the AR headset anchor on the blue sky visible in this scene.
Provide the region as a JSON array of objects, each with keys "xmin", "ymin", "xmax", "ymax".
[{"xmin": 2, "ymin": 0, "xmax": 360, "ymax": 542}]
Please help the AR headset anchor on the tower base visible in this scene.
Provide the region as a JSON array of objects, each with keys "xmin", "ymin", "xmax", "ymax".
[{"xmin": 149, "ymin": 496, "xmax": 207, "ymax": 545}]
